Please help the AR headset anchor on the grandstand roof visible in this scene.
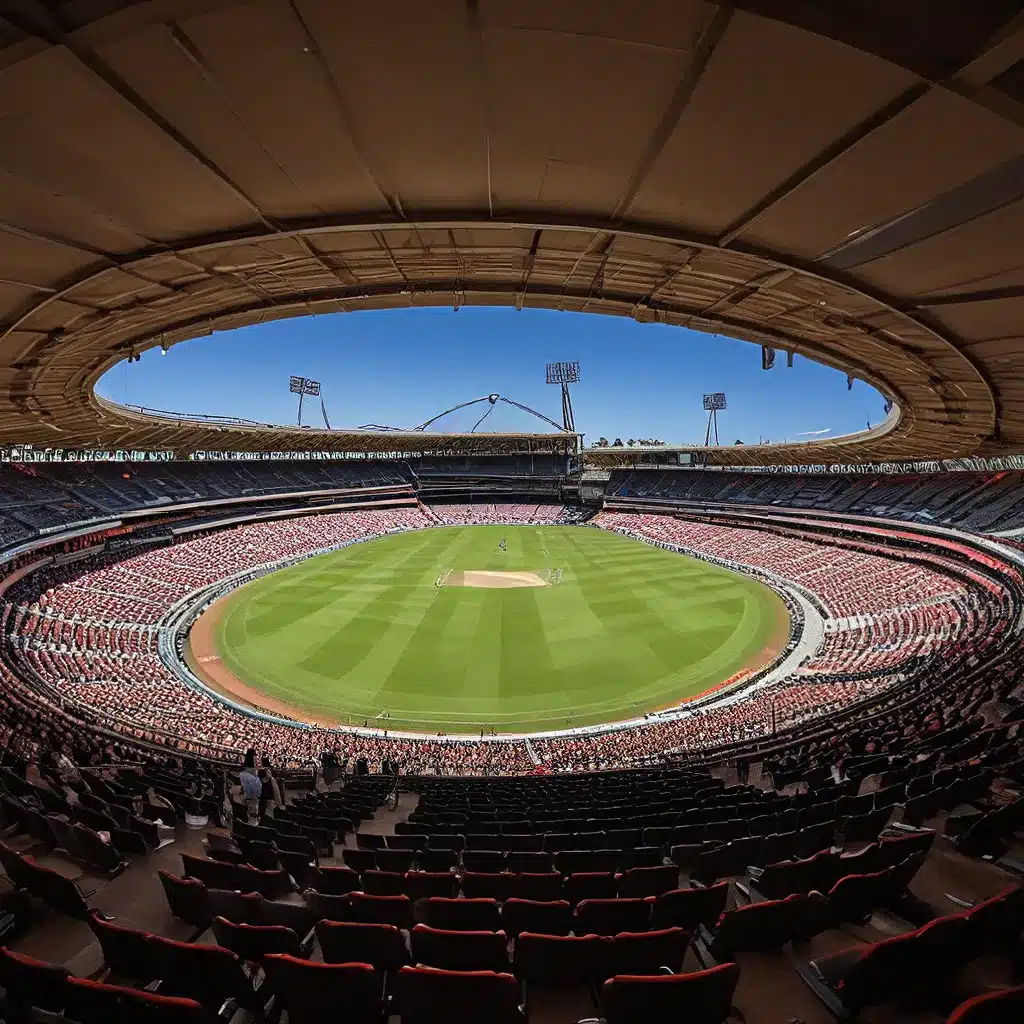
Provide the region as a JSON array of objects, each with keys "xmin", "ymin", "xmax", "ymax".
[{"xmin": 2, "ymin": 1, "xmax": 1024, "ymax": 463}]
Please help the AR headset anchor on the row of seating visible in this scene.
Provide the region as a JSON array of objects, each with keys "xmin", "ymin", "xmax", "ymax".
[
  {"xmin": 0, "ymin": 841, "xmax": 92, "ymax": 920},
  {"xmin": 0, "ymin": 940, "xmax": 747, "ymax": 1024},
  {"xmin": 798, "ymin": 888, "xmax": 1024, "ymax": 1017},
  {"xmin": 386, "ymin": 804, "xmax": 897, "ymax": 852},
  {"xmin": 158, "ymin": 867, "xmax": 730, "ymax": 936}
]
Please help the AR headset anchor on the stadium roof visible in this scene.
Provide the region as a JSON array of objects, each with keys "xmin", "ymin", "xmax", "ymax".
[{"xmin": 2, "ymin": 1, "xmax": 1024, "ymax": 463}]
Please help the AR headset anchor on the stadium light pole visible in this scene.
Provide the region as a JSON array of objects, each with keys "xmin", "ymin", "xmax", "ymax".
[
  {"xmin": 289, "ymin": 376, "xmax": 321, "ymax": 427},
  {"xmin": 545, "ymin": 361, "xmax": 580, "ymax": 433},
  {"xmin": 703, "ymin": 393, "xmax": 727, "ymax": 446}
]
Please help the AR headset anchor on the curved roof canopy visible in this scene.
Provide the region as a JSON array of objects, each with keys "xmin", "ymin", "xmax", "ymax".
[{"xmin": 2, "ymin": 0, "xmax": 1024, "ymax": 463}]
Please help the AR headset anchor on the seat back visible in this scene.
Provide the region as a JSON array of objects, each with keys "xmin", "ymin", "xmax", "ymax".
[
  {"xmin": 257, "ymin": 897, "xmax": 314, "ymax": 936},
  {"xmin": 344, "ymin": 892, "xmax": 413, "ymax": 929},
  {"xmin": 309, "ymin": 865, "xmax": 361, "ymax": 895},
  {"xmin": 147, "ymin": 936, "xmax": 257, "ymax": 1013},
  {"xmin": 501, "ymin": 898, "xmax": 572, "ymax": 938},
  {"xmin": 361, "ymin": 870, "xmax": 408, "ymax": 896},
  {"xmin": 405, "ymin": 871, "xmax": 459, "ymax": 899},
  {"xmin": 462, "ymin": 872, "xmax": 512, "ymax": 901},
  {"xmin": 395, "ymin": 966, "xmax": 523, "ymax": 1024},
  {"xmin": 618, "ymin": 865, "xmax": 678, "ymax": 898},
  {"xmin": 63, "ymin": 976, "xmax": 207, "ymax": 1024},
  {"xmin": 158, "ymin": 871, "xmax": 211, "ymax": 929},
  {"xmin": 711, "ymin": 893, "xmax": 826, "ymax": 956},
  {"xmin": 946, "ymin": 985, "xmax": 1024, "ymax": 1024},
  {"xmin": 207, "ymin": 888, "xmax": 263, "ymax": 925},
  {"xmin": 316, "ymin": 919, "xmax": 409, "ymax": 970},
  {"xmin": 605, "ymin": 927, "xmax": 689, "ymax": 976},
  {"xmin": 575, "ymin": 898, "xmax": 650, "ymax": 936},
  {"xmin": 829, "ymin": 928, "xmax": 930, "ymax": 1010},
  {"xmin": 513, "ymin": 932, "xmax": 607, "ymax": 986},
  {"xmin": 87, "ymin": 913, "xmax": 157, "ymax": 981},
  {"xmin": 565, "ymin": 872, "xmax": 618, "ymax": 905},
  {"xmin": 601, "ymin": 962, "xmax": 740, "ymax": 1024},
  {"xmin": 826, "ymin": 869, "xmax": 895, "ymax": 924},
  {"xmin": 411, "ymin": 925, "xmax": 511, "ymax": 972},
  {"xmin": 0, "ymin": 946, "xmax": 70, "ymax": 1012},
  {"xmin": 304, "ymin": 889, "xmax": 352, "ymax": 922},
  {"xmin": 425, "ymin": 897, "xmax": 501, "ymax": 932},
  {"xmin": 211, "ymin": 916, "xmax": 301, "ymax": 962},
  {"xmin": 0, "ymin": 841, "xmax": 35, "ymax": 889},
  {"xmin": 650, "ymin": 884, "xmax": 729, "ymax": 930},
  {"xmin": 964, "ymin": 886, "xmax": 1024, "ymax": 950},
  {"xmin": 263, "ymin": 955, "xmax": 380, "ymax": 1024},
  {"xmin": 22, "ymin": 856, "xmax": 90, "ymax": 918},
  {"xmin": 513, "ymin": 872, "xmax": 564, "ymax": 902}
]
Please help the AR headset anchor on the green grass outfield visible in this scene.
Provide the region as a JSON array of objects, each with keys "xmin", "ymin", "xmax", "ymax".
[{"xmin": 212, "ymin": 525, "xmax": 787, "ymax": 734}]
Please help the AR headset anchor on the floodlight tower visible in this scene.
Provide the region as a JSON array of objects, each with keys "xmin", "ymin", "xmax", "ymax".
[
  {"xmin": 289, "ymin": 375, "xmax": 321, "ymax": 427},
  {"xmin": 703, "ymin": 392, "xmax": 727, "ymax": 446},
  {"xmin": 545, "ymin": 361, "xmax": 580, "ymax": 432}
]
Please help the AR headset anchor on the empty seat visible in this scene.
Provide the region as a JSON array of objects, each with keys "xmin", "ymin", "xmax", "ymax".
[
  {"xmin": 263, "ymin": 955, "xmax": 381, "ymax": 1024},
  {"xmin": 600, "ymin": 963, "xmax": 740, "ymax": 1024},
  {"xmin": 348, "ymin": 892, "xmax": 414, "ymax": 929},
  {"xmin": 945, "ymin": 985, "xmax": 1024, "ymax": 1024},
  {"xmin": 207, "ymin": 888, "xmax": 263, "ymax": 925},
  {"xmin": 650, "ymin": 884, "xmax": 730, "ymax": 931},
  {"xmin": 825, "ymin": 868, "xmax": 897, "ymax": 925},
  {"xmin": 615, "ymin": 847, "xmax": 663, "ymax": 870},
  {"xmin": 411, "ymin": 925, "xmax": 511, "ymax": 972},
  {"xmin": 307, "ymin": 865, "xmax": 360, "ymax": 895},
  {"xmin": 618, "ymin": 865, "xmax": 678, "ymax": 898},
  {"xmin": 376, "ymin": 848, "xmax": 416, "ymax": 873},
  {"xmin": 63, "ymin": 976, "xmax": 207, "ymax": 1024},
  {"xmin": 418, "ymin": 849, "xmax": 460, "ymax": 872},
  {"xmin": 462, "ymin": 872, "xmax": 512, "ymax": 901},
  {"xmin": 704, "ymin": 893, "xmax": 829, "ymax": 958},
  {"xmin": 211, "ymin": 916, "xmax": 313, "ymax": 963},
  {"xmin": 575, "ymin": 898, "xmax": 651, "ymax": 936},
  {"xmin": 512, "ymin": 872, "xmax": 564, "ymax": 902},
  {"xmin": 316, "ymin": 919, "xmax": 410, "ymax": 972},
  {"xmin": 505, "ymin": 852, "xmax": 552, "ymax": 873},
  {"xmin": 149, "ymin": 936, "xmax": 261, "ymax": 1015},
  {"xmin": 86, "ymin": 912, "xmax": 158, "ymax": 983},
  {"xmin": 501, "ymin": 898, "xmax": 573, "ymax": 938},
  {"xmin": 0, "ymin": 946, "xmax": 70, "ymax": 1014},
  {"xmin": 343, "ymin": 848, "xmax": 377, "ymax": 874},
  {"xmin": 566, "ymin": 872, "xmax": 619, "ymax": 905},
  {"xmin": 405, "ymin": 871, "xmax": 459, "ymax": 900},
  {"xmin": 605, "ymin": 927, "xmax": 689, "ymax": 975},
  {"xmin": 463, "ymin": 850, "xmax": 507, "ymax": 873},
  {"xmin": 554, "ymin": 850, "xmax": 614, "ymax": 874},
  {"xmin": 799, "ymin": 914, "xmax": 971, "ymax": 1015},
  {"xmin": 755, "ymin": 851, "xmax": 840, "ymax": 900},
  {"xmin": 158, "ymin": 871, "xmax": 211, "ymax": 930},
  {"xmin": 394, "ymin": 965, "xmax": 525, "ymax": 1024},
  {"xmin": 361, "ymin": 870, "xmax": 408, "ymax": 896},
  {"xmin": 425, "ymin": 897, "xmax": 501, "ymax": 932},
  {"xmin": 513, "ymin": 932, "xmax": 608, "ymax": 988}
]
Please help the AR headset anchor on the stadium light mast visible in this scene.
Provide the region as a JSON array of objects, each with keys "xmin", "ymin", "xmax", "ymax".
[
  {"xmin": 289, "ymin": 376, "xmax": 321, "ymax": 427},
  {"xmin": 545, "ymin": 361, "xmax": 580, "ymax": 433},
  {"xmin": 703, "ymin": 392, "xmax": 727, "ymax": 446}
]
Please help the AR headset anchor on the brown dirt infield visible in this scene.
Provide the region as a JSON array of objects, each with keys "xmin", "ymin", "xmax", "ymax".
[{"xmin": 442, "ymin": 569, "xmax": 548, "ymax": 588}]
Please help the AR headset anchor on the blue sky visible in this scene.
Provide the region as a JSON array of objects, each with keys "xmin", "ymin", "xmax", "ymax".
[{"xmin": 96, "ymin": 308, "xmax": 885, "ymax": 446}]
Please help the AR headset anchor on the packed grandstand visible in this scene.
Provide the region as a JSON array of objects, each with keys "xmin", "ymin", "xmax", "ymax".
[{"xmin": 0, "ymin": 459, "xmax": 1019, "ymax": 779}]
